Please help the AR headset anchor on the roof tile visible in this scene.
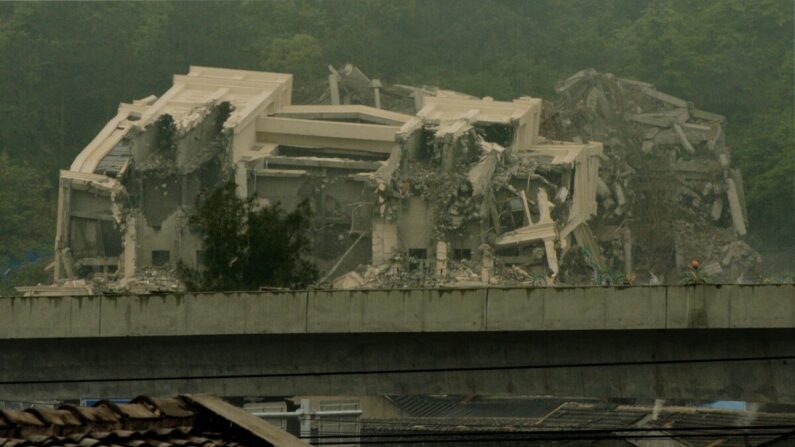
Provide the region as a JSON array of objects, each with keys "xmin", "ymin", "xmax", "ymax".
[
  {"xmin": 104, "ymin": 404, "xmax": 157, "ymax": 421},
  {"xmin": 131, "ymin": 400, "xmax": 194, "ymax": 421},
  {"xmin": 1, "ymin": 412, "xmax": 45, "ymax": 428},
  {"xmin": 0, "ymin": 395, "xmax": 308, "ymax": 447}
]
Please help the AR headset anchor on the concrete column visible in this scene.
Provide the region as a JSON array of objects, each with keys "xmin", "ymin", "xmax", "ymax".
[
  {"xmin": 122, "ymin": 214, "xmax": 138, "ymax": 279},
  {"xmin": 235, "ymin": 162, "xmax": 248, "ymax": 198},
  {"xmin": 372, "ymin": 218, "xmax": 398, "ymax": 265},
  {"xmin": 53, "ymin": 180, "xmax": 70, "ymax": 281},
  {"xmin": 328, "ymin": 74, "xmax": 340, "ymax": 105},
  {"xmin": 480, "ymin": 244, "xmax": 494, "ymax": 283},
  {"xmin": 413, "ymin": 88, "xmax": 424, "ymax": 111},
  {"xmin": 623, "ymin": 227, "xmax": 633, "ymax": 276},
  {"xmin": 299, "ymin": 399, "xmax": 311, "ymax": 440},
  {"xmin": 371, "ymin": 79, "xmax": 383, "ymax": 109},
  {"xmin": 435, "ymin": 240, "xmax": 448, "ymax": 278}
]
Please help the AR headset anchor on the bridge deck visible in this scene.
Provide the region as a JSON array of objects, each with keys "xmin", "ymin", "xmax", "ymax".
[
  {"xmin": 1, "ymin": 285, "xmax": 793, "ymax": 339},
  {"xmin": 1, "ymin": 285, "xmax": 793, "ymax": 402}
]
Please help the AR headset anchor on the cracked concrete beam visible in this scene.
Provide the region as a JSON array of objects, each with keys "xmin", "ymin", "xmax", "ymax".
[{"xmin": 673, "ymin": 122, "xmax": 696, "ymax": 154}]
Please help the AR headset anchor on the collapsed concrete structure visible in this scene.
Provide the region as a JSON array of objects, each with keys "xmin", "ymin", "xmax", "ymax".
[
  {"xmin": 544, "ymin": 69, "xmax": 760, "ymax": 284},
  {"xmin": 325, "ymin": 66, "xmax": 761, "ymax": 286},
  {"xmin": 22, "ymin": 65, "xmax": 757, "ymax": 295}
]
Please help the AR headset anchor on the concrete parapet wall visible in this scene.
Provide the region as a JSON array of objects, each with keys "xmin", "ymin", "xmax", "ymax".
[{"xmin": 1, "ymin": 285, "xmax": 793, "ymax": 339}]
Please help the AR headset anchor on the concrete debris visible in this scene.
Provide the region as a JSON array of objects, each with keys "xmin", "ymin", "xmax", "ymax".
[
  {"xmin": 548, "ymin": 69, "xmax": 760, "ymax": 283},
  {"xmin": 331, "ymin": 270, "xmax": 365, "ymax": 289},
  {"xmin": 31, "ymin": 65, "xmax": 763, "ymax": 295}
]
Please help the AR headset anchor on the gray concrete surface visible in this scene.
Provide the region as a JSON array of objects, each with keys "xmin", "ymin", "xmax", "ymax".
[
  {"xmin": 1, "ymin": 285, "xmax": 793, "ymax": 338},
  {"xmin": 0, "ymin": 285, "xmax": 793, "ymax": 402}
]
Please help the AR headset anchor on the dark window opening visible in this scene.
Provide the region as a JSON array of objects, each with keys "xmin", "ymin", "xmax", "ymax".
[
  {"xmin": 453, "ymin": 248, "xmax": 471, "ymax": 261},
  {"xmin": 415, "ymin": 129, "xmax": 436, "ymax": 163},
  {"xmin": 475, "ymin": 124, "xmax": 514, "ymax": 147},
  {"xmin": 408, "ymin": 248, "xmax": 427, "ymax": 272},
  {"xmin": 499, "ymin": 197, "xmax": 527, "ymax": 231},
  {"xmin": 100, "ymin": 221, "xmax": 123, "ymax": 257},
  {"xmin": 151, "ymin": 250, "xmax": 171, "ymax": 266}
]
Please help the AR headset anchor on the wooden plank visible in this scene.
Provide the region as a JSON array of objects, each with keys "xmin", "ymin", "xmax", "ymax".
[{"xmin": 183, "ymin": 395, "xmax": 308, "ymax": 447}]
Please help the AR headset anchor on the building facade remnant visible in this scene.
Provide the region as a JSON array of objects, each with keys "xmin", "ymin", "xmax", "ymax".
[{"xmin": 28, "ymin": 64, "xmax": 757, "ymax": 295}]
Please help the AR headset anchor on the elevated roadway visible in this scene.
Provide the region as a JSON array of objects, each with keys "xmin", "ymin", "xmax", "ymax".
[{"xmin": 0, "ymin": 285, "xmax": 793, "ymax": 402}]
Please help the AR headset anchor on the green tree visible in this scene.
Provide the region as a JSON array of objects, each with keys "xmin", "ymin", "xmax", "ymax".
[
  {"xmin": 260, "ymin": 33, "xmax": 324, "ymax": 98},
  {"xmin": 612, "ymin": 0, "xmax": 795, "ymax": 245},
  {"xmin": 183, "ymin": 182, "xmax": 318, "ymax": 291},
  {"xmin": 0, "ymin": 154, "xmax": 52, "ymax": 269}
]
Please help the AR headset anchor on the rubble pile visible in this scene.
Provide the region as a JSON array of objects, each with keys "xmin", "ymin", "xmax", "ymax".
[
  {"xmin": 25, "ymin": 65, "xmax": 765, "ymax": 297},
  {"xmin": 312, "ymin": 64, "xmax": 417, "ymax": 114},
  {"xmin": 321, "ymin": 66, "xmax": 762, "ymax": 287},
  {"xmin": 546, "ymin": 69, "xmax": 760, "ymax": 283},
  {"xmin": 108, "ymin": 267, "xmax": 186, "ymax": 294},
  {"xmin": 331, "ymin": 107, "xmax": 602, "ymax": 289},
  {"xmin": 19, "ymin": 266, "xmax": 186, "ymax": 297},
  {"xmin": 335, "ymin": 256, "xmax": 550, "ymax": 290}
]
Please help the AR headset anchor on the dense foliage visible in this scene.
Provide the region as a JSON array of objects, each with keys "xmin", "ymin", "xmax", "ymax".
[
  {"xmin": 0, "ymin": 154, "xmax": 52, "ymax": 294},
  {"xmin": 0, "ymin": 0, "xmax": 792, "ymax": 285},
  {"xmin": 182, "ymin": 182, "xmax": 317, "ymax": 291}
]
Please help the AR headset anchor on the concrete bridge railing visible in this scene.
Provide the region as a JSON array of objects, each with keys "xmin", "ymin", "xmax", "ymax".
[
  {"xmin": 1, "ymin": 284, "xmax": 793, "ymax": 402},
  {"xmin": 1, "ymin": 284, "xmax": 793, "ymax": 339}
]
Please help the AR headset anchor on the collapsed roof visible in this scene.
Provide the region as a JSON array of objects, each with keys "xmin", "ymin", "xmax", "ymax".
[
  {"xmin": 21, "ymin": 64, "xmax": 758, "ymax": 295},
  {"xmin": 545, "ymin": 69, "xmax": 760, "ymax": 284}
]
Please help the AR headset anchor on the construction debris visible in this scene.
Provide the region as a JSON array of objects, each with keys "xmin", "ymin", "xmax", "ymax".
[
  {"xmin": 546, "ymin": 69, "xmax": 760, "ymax": 283},
  {"xmin": 24, "ymin": 65, "xmax": 763, "ymax": 295}
]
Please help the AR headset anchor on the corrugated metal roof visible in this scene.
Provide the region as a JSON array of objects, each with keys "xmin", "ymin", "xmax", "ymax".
[
  {"xmin": 369, "ymin": 399, "xmax": 795, "ymax": 446},
  {"xmin": 538, "ymin": 402, "xmax": 647, "ymax": 428},
  {"xmin": 388, "ymin": 395, "xmax": 580, "ymax": 419}
]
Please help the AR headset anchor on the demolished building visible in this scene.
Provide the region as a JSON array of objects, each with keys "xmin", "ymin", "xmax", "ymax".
[
  {"xmin": 544, "ymin": 69, "xmax": 761, "ymax": 284},
  {"xmin": 317, "ymin": 65, "xmax": 761, "ymax": 286},
  {"xmin": 23, "ymin": 64, "xmax": 757, "ymax": 295}
]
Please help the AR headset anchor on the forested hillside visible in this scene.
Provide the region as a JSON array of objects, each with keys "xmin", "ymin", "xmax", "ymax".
[{"xmin": 0, "ymin": 0, "xmax": 792, "ymax": 290}]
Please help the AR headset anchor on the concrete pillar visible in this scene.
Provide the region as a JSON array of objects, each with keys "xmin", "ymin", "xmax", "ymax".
[
  {"xmin": 299, "ymin": 399, "xmax": 311, "ymax": 440},
  {"xmin": 122, "ymin": 214, "xmax": 138, "ymax": 279},
  {"xmin": 623, "ymin": 227, "xmax": 632, "ymax": 276},
  {"xmin": 480, "ymin": 244, "xmax": 494, "ymax": 283},
  {"xmin": 413, "ymin": 88, "xmax": 424, "ymax": 111},
  {"xmin": 435, "ymin": 240, "xmax": 448, "ymax": 278},
  {"xmin": 53, "ymin": 180, "xmax": 70, "ymax": 281},
  {"xmin": 372, "ymin": 218, "xmax": 398, "ymax": 266},
  {"xmin": 328, "ymin": 74, "xmax": 340, "ymax": 105},
  {"xmin": 371, "ymin": 79, "xmax": 383, "ymax": 109},
  {"xmin": 235, "ymin": 162, "xmax": 248, "ymax": 198}
]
